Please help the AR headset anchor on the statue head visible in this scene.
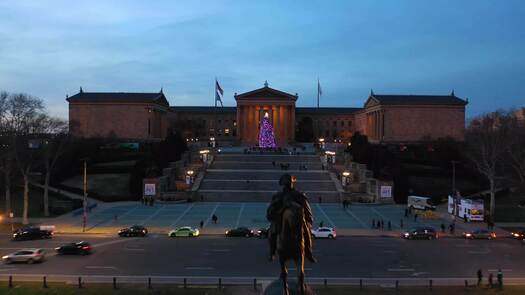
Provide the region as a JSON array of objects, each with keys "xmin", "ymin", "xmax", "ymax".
[{"xmin": 279, "ymin": 174, "xmax": 297, "ymax": 190}]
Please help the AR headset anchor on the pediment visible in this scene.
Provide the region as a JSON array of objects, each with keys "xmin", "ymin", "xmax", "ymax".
[
  {"xmin": 364, "ymin": 96, "xmax": 380, "ymax": 108},
  {"xmin": 235, "ymin": 86, "xmax": 298, "ymax": 101}
]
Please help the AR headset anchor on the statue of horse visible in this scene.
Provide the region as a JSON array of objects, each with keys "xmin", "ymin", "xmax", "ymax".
[{"xmin": 277, "ymin": 200, "xmax": 306, "ymax": 295}]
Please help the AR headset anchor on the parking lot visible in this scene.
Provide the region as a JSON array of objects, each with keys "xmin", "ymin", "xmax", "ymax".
[{"xmin": 71, "ymin": 202, "xmax": 452, "ymax": 234}]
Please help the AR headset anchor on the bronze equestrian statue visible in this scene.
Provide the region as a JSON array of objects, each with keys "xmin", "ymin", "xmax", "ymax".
[{"xmin": 267, "ymin": 174, "xmax": 316, "ymax": 295}]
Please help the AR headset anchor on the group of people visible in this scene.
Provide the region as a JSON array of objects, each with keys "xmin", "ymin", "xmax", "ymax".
[
  {"xmin": 141, "ymin": 196, "xmax": 155, "ymax": 206},
  {"xmin": 341, "ymin": 199, "xmax": 351, "ymax": 208},
  {"xmin": 477, "ymin": 268, "xmax": 504, "ymax": 290},
  {"xmin": 272, "ymin": 161, "xmax": 291, "ymax": 170},
  {"xmin": 371, "ymin": 219, "xmax": 392, "ymax": 231},
  {"xmin": 404, "ymin": 207, "xmax": 419, "ymax": 222}
]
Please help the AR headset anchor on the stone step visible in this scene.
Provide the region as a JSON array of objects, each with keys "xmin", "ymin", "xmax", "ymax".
[
  {"xmin": 210, "ymin": 162, "xmax": 323, "ymax": 170},
  {"xmin": 215, "ymin": 154, "xmax": 320, "ymax": 163},
  {"xmin": 198, "ymin": 191, "xmax": 341, "ymax": 203},
  {"xmin": 199, "ymin": 180, "xmax": 337, "ymax": 191},
  {"xmin": 204, "ymin": 171, "xmax": 331, "ymax": 181}
]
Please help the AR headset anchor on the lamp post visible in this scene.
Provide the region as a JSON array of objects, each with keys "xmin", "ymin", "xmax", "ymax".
[
  {"xmin": 80, "ymin": 158, "xmax": 88, "ymax": 233},
  {"xmin": 342, "ymin": 171, "xmax": 351, "ymax": 187},
  {"xmin": 9, "ymin": 211, "xmax": 14, "ymax": 232},
  {"xmin": 199, "ymin": 149, "xmax": 210, "ymax": 164},
  {"xmin": 186, "ymin": 170, "xmax": 194, "ymax": 185},
  {"xmin": 318, "ymin": 138, "xmax": 325, "ymax": 150},
  {"xmin": 209, "ymin": 137, "xmax": 216, "ymax": 148}
]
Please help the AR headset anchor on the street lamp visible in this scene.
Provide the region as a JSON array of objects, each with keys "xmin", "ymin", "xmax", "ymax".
[
  {"xmin": 186, "ymin": 170, "xmax": 194, "ymax": 185},
  {"xmin": 80, "ymin": 158, "xmax": 89, "ymax": 232},
  {"xmin": 209, "ymin": 137, "xmax": 216, "ymax": 148},
  {"xmin": 325, "ymin": 150, "xmax": 336, "ymax": 165},
  {"xmin": 342, "ymin": 171, "xmax": 351, "ymax": 186},
  {"xmin": 200, "ymin": 149, "xmax": 210, "ymax": 164},
  {"xmin": 318, "ymin": 138, "xmax": 325, "ymax": 149}
]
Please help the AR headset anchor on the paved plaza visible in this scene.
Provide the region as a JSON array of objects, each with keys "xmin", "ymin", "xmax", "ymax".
[{"xmin": 63, "ymin": 202, "xmax": 456, "ymax": 235}]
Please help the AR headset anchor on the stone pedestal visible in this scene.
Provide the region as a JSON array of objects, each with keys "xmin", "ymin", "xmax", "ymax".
[{"xmin": 264, "ymin": 280, "xmax": 316, "ymax": 295}]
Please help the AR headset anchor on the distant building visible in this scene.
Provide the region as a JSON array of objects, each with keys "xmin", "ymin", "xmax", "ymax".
[{"xmin": 67, "ymin": 83, "xmax": 468, "ymax": 144}]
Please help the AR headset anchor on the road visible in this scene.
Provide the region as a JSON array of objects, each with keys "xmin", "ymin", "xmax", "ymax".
[{"xmin": 0, "ymin": 234, "xmax": 523, "ymax": 280}]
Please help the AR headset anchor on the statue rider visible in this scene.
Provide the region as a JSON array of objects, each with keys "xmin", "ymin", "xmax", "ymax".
[{"xmin": 267, "ymin": 174, "xmax": 316, "ymax": 263}]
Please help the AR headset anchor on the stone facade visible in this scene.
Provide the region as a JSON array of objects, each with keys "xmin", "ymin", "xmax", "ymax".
[{"xmin": 67, "ymin": 86, "xmax": 468, "ymax": 144}]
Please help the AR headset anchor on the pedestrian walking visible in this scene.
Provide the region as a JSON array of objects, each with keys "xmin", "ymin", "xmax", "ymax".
[
  {"xmin": 377, "ymin": 220, "xmax": 381, "ymax": 229},
  {"xmin": 440, "ymin": 223, "xmax": 446, "ymax": 233},
  {"xmin": 400, "ymin": 219, "xmax": 404, "ymax": 228},
  {"xmin": 372, "ymin": 219, "xmax": 376, "ymax": 229},
  {"xmin": 414, "ymin": 213, "xmax": 418, "ymax": 222},
  {"xmin": 380, "ymin": 220, "xmax": 384, "ymax": 230},
  {"xmin": 404, "ymin": 208, "xmax": 408, "ymax": 217},
  {"xmin": 387, "ymin": 221, "xmax": 391, "ymax": 231},
  {"xmin": 477, "ymin": 269, "xmax": 483, "ymax": 286},
  {"xmin": 212, "ymin": 214, "xmax": 218, "ymax": 224},
  {"xmin": 464, "ymin": 214, "xmax": 468, "ymax": 223},
  {"xmin": 199, "ymin": 220, "xmax": 204, "ymax": 229},
  {"xmin": 319, "ymin": 197, "xmax": 322, "ymax": 204},
  {"xmin": 272, "ymin": 161, "xmax": 276, "ymax": 167},
  {"xmin": 319, "ymin": 221, "xmax": 324, "ymax": 228},
  {"xmin": 488, "ymin": 273, "xmax": 494, "ymax": 288},
  {"xmin": 497, "ymin": 269, "xmax": 503, "ymax": 290}
]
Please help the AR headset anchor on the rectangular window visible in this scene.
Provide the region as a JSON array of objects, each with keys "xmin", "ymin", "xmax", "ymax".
[
  {"xmin": 348, "ymin": 121, "xmax": 352, "ymax": 127},
  {"xmin": 333, "ymin": 121, "xmax": 337, "ymax": 127},
  {"xmin": 148, "ymin": 119, "xmax": 151, "ymax": 135},
  {"xmin": 341, "ymin": 121, "xmax": 344, "ymax": 127}
]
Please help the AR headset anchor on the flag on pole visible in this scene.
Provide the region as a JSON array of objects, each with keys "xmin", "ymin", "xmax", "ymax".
[
  {"xmin": 317, "ymin": 78, "xmax": 322, "ymax": 108},
  {"xmin": 215, "ymin": 79, "xmax": 224, "ymax": 107}
]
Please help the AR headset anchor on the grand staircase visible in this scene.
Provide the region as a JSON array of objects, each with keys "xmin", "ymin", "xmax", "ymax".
[{"xmin": 197, "ymin": 152, "xmax": 342, "ymax": 202}]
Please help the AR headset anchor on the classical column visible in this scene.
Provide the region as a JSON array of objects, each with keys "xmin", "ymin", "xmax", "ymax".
[
  {"xmin": 281, "ymin": 105, "xmax": 288, "ymax": 145},
  {"xmin": 236, "ymin": 105, "xmax": 241, "ymax": 141},
  {"xmin": 275, "ymin": 105, "xmax": 281, "ymax": 145},
  {"xmin": 290, "ymin": 105, "xmax": 296, "ymax": 141}
]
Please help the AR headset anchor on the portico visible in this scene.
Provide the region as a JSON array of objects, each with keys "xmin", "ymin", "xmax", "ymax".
[{"xmin": 235, "ymin": 82, "xmax": 297, "ymax": 146}]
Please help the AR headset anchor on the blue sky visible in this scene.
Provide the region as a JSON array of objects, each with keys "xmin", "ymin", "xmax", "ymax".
[{"xmin": 1, "ymin": 1, "xmax": 524, "ymax": 119}]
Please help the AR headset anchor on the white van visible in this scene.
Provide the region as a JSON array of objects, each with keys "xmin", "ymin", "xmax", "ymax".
[{"xmin": 407, "ymin": 196, "xmax": 436, "ymax": 211}]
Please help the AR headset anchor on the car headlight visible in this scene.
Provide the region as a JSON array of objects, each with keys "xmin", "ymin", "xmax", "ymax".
[
  {"xmin": 403, "ymin": 233, "xmax": 409, "ymax": 237},
  {"xmin": 465, "ymin": 233, "xmax": 472, "ymax": 237},
  {"xmin": 2, "ymin": 256, "xmax": 8, "ymax": 259},
  {"xmin": 225, "ymin": 231, "xmax": 229, "ymax": 234}
]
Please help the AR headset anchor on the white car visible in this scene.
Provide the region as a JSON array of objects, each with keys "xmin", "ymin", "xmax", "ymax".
[
  {"xmin": 2, "ymin": 249, "xmax": 45, "ymax": 264},
  {"xmin": 311, "ymin": 227, "xmax": 336, "ymax": 239}
]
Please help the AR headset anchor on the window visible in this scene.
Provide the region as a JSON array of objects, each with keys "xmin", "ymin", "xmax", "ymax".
[
  {"xmin": 348, "ymin": 121, "xmax": 352, "ymax": 127},
  {"xmin": 333, "ymin": 121, "xmax": 337, "ymax": 127},
  {"xmin": 148, "ymin": 119, "xmax": 151, "ymax": 135},
  {"xmin": 341, "ymin": 121, "xmax": 344, "ymax": 127},
  {"xmin": 233, "ymin": 120, "xmax": 237, "ymax": 127},
  {"xmin": 218, "ymin": 119, "xmax": 222, "ymax": 124}
]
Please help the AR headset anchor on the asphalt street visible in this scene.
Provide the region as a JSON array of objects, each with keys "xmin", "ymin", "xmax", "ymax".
[{"xmin": 0, "ymin": 234, "xmax": 523, "ymax": 280}]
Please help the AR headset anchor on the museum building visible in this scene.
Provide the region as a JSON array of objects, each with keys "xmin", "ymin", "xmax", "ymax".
[{"xmin": 67, "ymin": 82, "xmax": 468, "ymax": 145}]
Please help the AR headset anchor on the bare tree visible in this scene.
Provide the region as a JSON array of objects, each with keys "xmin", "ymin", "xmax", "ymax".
[
  {"xmin": 0, "ymin": 91, "xmax": 15, "ymax": 214},
  {"xmin": 465, "ymin": 111, "xmax": 512, "ymax": 219},
  {"xmin": 40, "ymin": 118, "xmax": 68, "ymax": 216},
  {"xmin": 4, "ymin": 93, "xmax": 45, "ymax": 224},
  {"xmin": 507, "ymin": 117, "xmax": 525, "ymax": 184}
]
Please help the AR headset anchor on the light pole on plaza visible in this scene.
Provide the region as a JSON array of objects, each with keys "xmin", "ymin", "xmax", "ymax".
[{"xmin": 80, "ymin": 158, "xmax": 88, "ymax": 232}]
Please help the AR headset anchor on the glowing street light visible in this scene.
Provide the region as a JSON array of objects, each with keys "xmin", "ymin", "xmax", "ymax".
[
  {"xmin": 342, "ymin": 171, "xmax": 351, "ymax": 186},
  {"xmin": 186, "ymin": 170, "xmax": 194, "ymax": 185},
  {"xmin": 318, "ymin": 138, "xmax": 325, "ymax": 149}
]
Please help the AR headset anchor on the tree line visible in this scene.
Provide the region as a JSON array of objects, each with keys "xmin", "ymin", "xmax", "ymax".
[{"xmin": 0, "ymin": 91, "xmax": 68, "ymax": 224}]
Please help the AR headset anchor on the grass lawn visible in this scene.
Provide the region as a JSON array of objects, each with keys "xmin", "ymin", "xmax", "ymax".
[{"xmin": 0, "ymin": 283, "xmax": 523, "ymax": 295}]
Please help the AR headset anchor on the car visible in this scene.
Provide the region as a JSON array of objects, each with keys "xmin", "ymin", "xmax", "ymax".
[
  {"xmin": 168, "ymin": 227, "xmax": 200, "ymax": 237},
  {"xmin": 225, "ymin": 227, "xmax": 254, "ymax": 237},
  {"xmin": 510, "ymin": 230, "xmax": 525, "ymax": 239},
  {"xmin": 463, "ymin": 229, "xmax": 496, "ymax": 240},
  {"xmin": 311, "ymin": 227, "xmax": 337, "ymax": 239},
  {"xmin": 2, "ymin": 249, "xmax": 45, "ymax": 264},
  {"xmin": 12, "ymin": 227, "xmax": 52, "ymax": 241},
  {"xmin": 118, "ymin": 225, "xmax": 148, "ymax": 237},
  {"xmin": 55, "ymin": 241, "xmax": 93, "ymax": 255},
  {"xmin": 403, "ymin": 227, "xmax": 438, "ymax": 240},
  {"xmin": 256, "ymin": 228, "xmax": 269, "ymax": 239}
]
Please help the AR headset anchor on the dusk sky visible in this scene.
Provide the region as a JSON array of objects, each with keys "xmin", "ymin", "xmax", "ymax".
[{"xmin": 1, "ymin": 1, "xmax": 524, "ymax": 119}]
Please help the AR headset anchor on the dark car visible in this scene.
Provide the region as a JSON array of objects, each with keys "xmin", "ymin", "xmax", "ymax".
[
  {"xmin": 225, "ymin": 227, "xmax": 254, "ymax": 237},
  {"xmin": 12, "ymin": 228, "xmax": 52, "ymax": 241},
  {"xmin": 403, "ymin": 227, "xmax": 438, "ymax": 240},
  {"xmin": 118, "ymin": 225, "xmax": 148, "ymax": 237},
  {"xmin": 256, "ymin": 228, "xmax": 269, "ymax": 238},
  {"xmin": 463, "ymin": 229, "xmax": 496, "ymax": 240},
  {"xmin": 55, "ymin": 241, "xmax": 92, "ymax": 255}
]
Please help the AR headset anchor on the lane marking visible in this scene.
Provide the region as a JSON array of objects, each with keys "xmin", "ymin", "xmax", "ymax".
[
  {"xmin": 288, "ymin": 268, "xmax": 313, "ymax": 271},
  {"xmin": 344, "ymin": 208, "xmax": 368, "ymax": 228},
  {"xmin": 85, "ymin": 266, "xmax": 116, "ymax": 269},
  {"xmin": 93, "ymin": 238, "xmax": 138, "ymax": 248},
  {"xmin": 204, "ymin": 203, "xmax": 220, "ymax": 227},
  {"xmin": 185, "ymin": 267, "xmax": 214, "ymax": 270},
  {"xmin": 169, "ymin": 204, "xmax": 195, "ymax": 228},
  {"xmin": 140, "ymin": 205, "xmax": 166, "ymax": 226},
  {"xmin": 388, "ymin": 268, "xmax": 416, "ymax": 272},
  {"xmin": 316, "ymin": 204, "xmax": 336, "ymax": 228},
  {"xmin": 235, "ymin": 204, "xmax": 245, "ymax": 228}
]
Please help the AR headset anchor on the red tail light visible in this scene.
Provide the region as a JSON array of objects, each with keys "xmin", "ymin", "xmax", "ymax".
[{"xmin": 81, "ymin": 246, "xmax": 91, "ymax": 250}]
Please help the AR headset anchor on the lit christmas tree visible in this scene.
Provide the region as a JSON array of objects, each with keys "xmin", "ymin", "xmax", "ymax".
[{"xmin": 258, "ymin": 112, "xmax": 277, "ymax": 148}]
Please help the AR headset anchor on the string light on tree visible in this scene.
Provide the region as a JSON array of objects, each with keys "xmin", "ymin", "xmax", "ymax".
[{"xmin": 258, "ymin": 111, "xmax": 277, "ymax": 148}]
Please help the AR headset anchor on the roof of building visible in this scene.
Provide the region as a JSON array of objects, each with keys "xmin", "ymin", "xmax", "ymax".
[
  {"xmin": 367, "ymin": 92, "xmax": 468, "ymax": 106},
  {"xmin": 296, "ymin": 107, "xmax": 362, "ymax": 114},
  {"xmin": 170, "ymin": 106, "xmax": 237, "ymax": 113},
  {"xmin": 66, "ymin": 89, "xmax": 169, "ymax": 106},
  {"xmin": 235, "ymin": 84, "xmax": 298, "ymax": 100}
]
